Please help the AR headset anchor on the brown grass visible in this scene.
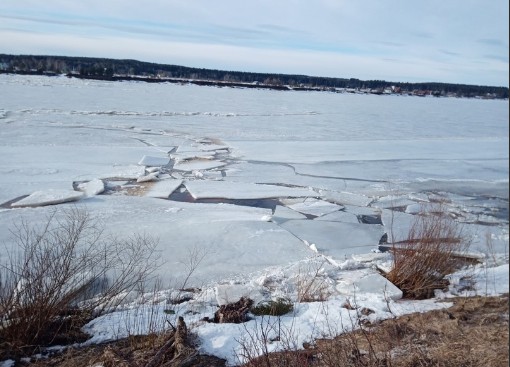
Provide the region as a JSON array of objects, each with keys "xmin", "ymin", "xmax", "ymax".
[{"xmin": 315, "ymin": 294, "xmax": 509, "ymax": 367}]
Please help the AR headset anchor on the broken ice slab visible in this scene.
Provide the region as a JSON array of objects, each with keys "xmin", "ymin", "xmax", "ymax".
[
  {"xmin": 77, "ymin": 179, "xmax": 105, "ymax": 196},
  {"xmin": 287, "ymin": 198, "xmax": 343, "ymax": 217},
  {"xmin": 11, "ymin": 189, "xmax": 84, "ymax": 208},
  {"xmin": 170, "ymin": 151, "xmax": 216, "ymax": 162},
  {"xmin": 145, "ymin": 179, "xmax": 183, "ymax": 198},
  {"xmin": 173, "ymin": 160, "xmax": 226, "ymax": 172},
  {"xmin": 175, "ymin": 143, "xmax": 227, "ymax": 153},
  {"xmin": 336, "ymin": 271, "xmax": 403, "ymax": 300},
  {"xmin": 381, "ymin": 209, "xmax": 415, "ymax": 243},
  {"xmin": 272, "ymin": 205, "xmax": 308, "ymax": 224},
  {"xmin": 136, "ymin": 172, "xmax": 159, "ymax": 182},
  {"xmin": 99, "ymin": 165, "xmax": 146, "ymax": 180},
  {"xmin": 184, "ymin": 181, "xmax": 315, "ymax": 200},
  {"xmin": 371, "ymin": 195, "xmax": 418, "ymax": 209},
  {"xmin": 197, "ymin": 144, "xmax": 229, "ymax": 152},
  {"xmin": 138, "ymin": 155, "xmax": 170, "ymax": 167},
  {"xmin": 343, "ymin": 204, "xmax": 381, "ymax": 216},
  {"xmin": 152, "ymin": 146, "xmax": 176, "ymax": 154},
  {"xmin": 280, "ymin": 220, "xmax": 385, "ymax": 259},
  {"xmin": 315, "ymin": 210, "xmax": 359, "ymax": 223},
  {"xmin": 320, "ymin": 190, "xmax": 373, "ymax": 207}
]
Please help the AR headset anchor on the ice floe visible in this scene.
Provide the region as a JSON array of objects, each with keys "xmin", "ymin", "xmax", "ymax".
[
  {"xmin": 335, "ymin": 270, "xmax": 403, "ymax": 300},
  {"xmin": 279, "ymin": 220, "xmax": 385, "ymax": 259},
  {"xmin": 287, "ymin": 198, "xmax": 343, "ymax": 217},
  {"xmin": 138, "ymin": 155, "xmax": 170, "ymax": 167},
  {"xmin": 315, "ymin": 210, "xmax": 360, "ymax": 223},
  {"xmin": 76, "ymin": 179, "xmax": 105, "ymax": 196},
  {"xmin": 184, "ymin": 180, "xmax": 315, "ymax": 199},
  {"xmin": 11, "ymin": 189, "xmax": 84, "ymax": 208},
  {"xmin": 173, "ymin": 160, "xmax": 226, "ymax": 172},
  {"xmin": 320, "ymin": 190, "xmax": 373, "ymax": 207},
  {"xmin": 136, "ymin": 171, "xmax": 159, "ymax": 182},
  {"xmin": 271, "ymin": 205, "xmax": 308, "ymax": 224},
  {"xmin": 145, "ymin": 179, "xmax": 183, "ymax": 198}
]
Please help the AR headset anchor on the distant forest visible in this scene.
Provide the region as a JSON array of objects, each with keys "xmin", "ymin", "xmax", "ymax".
[{"xmin": 1, "ymin": 54, "xmax": 508, "ymax": 99}]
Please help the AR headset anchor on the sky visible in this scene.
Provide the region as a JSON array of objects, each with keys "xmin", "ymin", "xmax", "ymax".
[{"xmin": 0, "ymin": 0, "xmax": 508, "ymax": 87}]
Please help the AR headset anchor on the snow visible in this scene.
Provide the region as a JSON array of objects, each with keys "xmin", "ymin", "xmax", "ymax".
[
  {"xmin": 0, "ymin": 75, "xmax": 508, "ymax": 366},
  {"xmin": 215, "ymin": 284, "xmax": 265, "ymax": 306},
  {"xmin": 351, "ymin": 272, "xmax": 403, "ymax": 300}
]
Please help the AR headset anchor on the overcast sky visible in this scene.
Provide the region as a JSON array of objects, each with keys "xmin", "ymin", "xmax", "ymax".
[{"xmin": 1, "ymin": 0, "xmax": 508, "ymax": 87}]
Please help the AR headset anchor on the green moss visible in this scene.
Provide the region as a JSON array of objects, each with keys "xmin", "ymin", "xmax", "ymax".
[{"xmin": 251, "ymin": 298, "xmax": 293, "ymax": 316}]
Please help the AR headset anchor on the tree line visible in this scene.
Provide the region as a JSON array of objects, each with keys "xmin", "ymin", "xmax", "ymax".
[{"xmin": 0, "ymin": 54, "xmax": 507, "ymax": 98}]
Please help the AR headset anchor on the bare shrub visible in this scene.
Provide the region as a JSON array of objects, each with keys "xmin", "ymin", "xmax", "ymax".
[
  {"xmin": 386, "ymin": 204, "xmax": 469, "ymax": 299},
  {"xmin": 0, "ymin": 208, "xmax": 160, "ymax": 358}
]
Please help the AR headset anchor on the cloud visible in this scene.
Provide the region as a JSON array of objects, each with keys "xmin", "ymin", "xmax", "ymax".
[{"xmin": 0, "ymin": 0, "xmax": 508, "ymax": 86}]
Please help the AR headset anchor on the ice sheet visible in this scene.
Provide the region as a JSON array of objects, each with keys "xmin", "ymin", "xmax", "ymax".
[{"xmin": 0, "ymin": 75, "xmax": 508, "ymax": 364}]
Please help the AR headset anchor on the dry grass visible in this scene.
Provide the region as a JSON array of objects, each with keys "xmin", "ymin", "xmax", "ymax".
[{"xmin": 315, "ymin": 294, "xmax": 509, "ymax": 367}]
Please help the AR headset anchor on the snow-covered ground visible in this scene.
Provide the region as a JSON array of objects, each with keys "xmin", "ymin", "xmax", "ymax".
[{"xmin": 0, "ymin": 75, "xmax": 508, "ymax": 365}]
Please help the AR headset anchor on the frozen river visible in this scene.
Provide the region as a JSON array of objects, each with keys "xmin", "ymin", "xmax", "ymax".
[{"xmin": 0, "ymin": 74, "xmax": 508, "ymax": 286}]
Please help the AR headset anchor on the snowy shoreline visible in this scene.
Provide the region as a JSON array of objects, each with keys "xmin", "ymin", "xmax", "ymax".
[{"xmin": 0, "ymin": 74, "xmax": 508, "ymax": 364}]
